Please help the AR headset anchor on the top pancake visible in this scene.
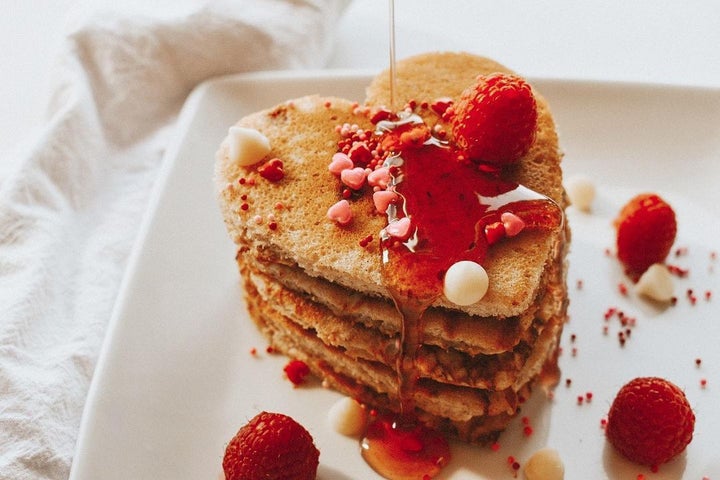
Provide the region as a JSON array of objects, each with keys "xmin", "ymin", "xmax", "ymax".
[{"xmin": 215, "ymin": 52, "xmax": 566, "ymax": 319}]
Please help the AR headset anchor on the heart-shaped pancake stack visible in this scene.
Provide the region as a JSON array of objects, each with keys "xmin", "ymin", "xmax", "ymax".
[{"xmin": 215, "ymin": 52, "xmax": 569, "ymax": 443}]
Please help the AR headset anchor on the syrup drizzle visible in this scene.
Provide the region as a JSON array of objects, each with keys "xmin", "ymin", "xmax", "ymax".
[
  {"xmin": 359, "ymin": 3, "xmax": 562, "ymax": 478},
  {"xmin": 360, "ymin": 115, "xmax": 563, "ymax": 480},
  {"xmin": 388, "ymin": 0, "xmax": 397, "ymax": 111}
]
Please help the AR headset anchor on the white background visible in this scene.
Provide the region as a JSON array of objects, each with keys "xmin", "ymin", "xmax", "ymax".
[{"xmin": 3, "ymin": 0, "xmax": 720, "ymax": 172}]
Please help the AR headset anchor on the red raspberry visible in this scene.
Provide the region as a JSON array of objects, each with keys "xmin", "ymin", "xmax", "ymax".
[
  {"xmin": 606, "ymin": 377, "xmax": 695, "ymax": 467},
  {"xmin": 223, "ymin": 411, "xmax": 320, "ymax": 480},
  {"xmin": 615, "ymin": 193, "xmax": 677, "ymax": 277},
  {"xmin": 451, "ymin": 73, "xmax": 537, "ymax": 164}
]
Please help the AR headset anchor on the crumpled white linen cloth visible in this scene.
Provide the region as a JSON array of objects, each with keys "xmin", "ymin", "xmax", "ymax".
[{"xmin": 0, "ymin": 1, "xmax": 349, "ymax": 478}]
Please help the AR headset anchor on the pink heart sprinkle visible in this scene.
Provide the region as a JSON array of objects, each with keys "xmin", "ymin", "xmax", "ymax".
[
  {"xmin": 385, "ymin": 216, "xmax": 412, "ymax": 240},
  {"xmin": 328, "ymin": 152, "xmax": 354, "ymax": 176},
  {"xmin": 373, "ymin": 190, "xmax": 398, "ymax": 214},
  {"xmin": 327, "ymin": 199, "xmax": 352, "ymax": 225},
  {"xmin": 340, "ymin": 167, "xmax": 367, "ymax": 190},
  {"xmin": 501, "ymin": 212, "xmax": 525, "ymax": 237},
  {"xmin": 367, "ymin": 167, "xmax": 391, "ymax": 189}
]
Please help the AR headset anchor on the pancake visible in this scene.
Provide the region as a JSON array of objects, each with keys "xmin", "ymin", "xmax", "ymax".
[{"xmin": 215, "ymin": 52, "xmax": 569, "ymax": 442}]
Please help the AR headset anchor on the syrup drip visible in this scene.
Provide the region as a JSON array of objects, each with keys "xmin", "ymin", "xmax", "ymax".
[
  {"xmin": 360, "ymin": 3, "xmax": 562, "ymax": 478},
  {"xmin": 361, "ymin": 115, "xmax": 563, "ymax": 480}
]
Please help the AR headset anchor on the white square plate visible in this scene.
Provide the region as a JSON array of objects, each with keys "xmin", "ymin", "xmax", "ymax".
[{"xmin": 70, "ymin": 71, "xmax": 720, "ymax": 479}]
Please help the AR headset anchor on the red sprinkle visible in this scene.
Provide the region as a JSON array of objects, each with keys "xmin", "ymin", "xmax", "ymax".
[
  {"xmin": 257, "ymin": 158, "xmax": 285, "ymax": 182},
  {"xmin": 430, "ymin": 97, "xmax": 454, "ymax": 116},
  {"xmin": 667, "ymin": 264, "xmax": 690, "ymax": 277},
  {"xmin": 359, "ymin": 234, "xmax": 374, "ymax": 248},
  {"xmin": 284, "ymin": 359, "xmax": 311, "ymax": 386}
]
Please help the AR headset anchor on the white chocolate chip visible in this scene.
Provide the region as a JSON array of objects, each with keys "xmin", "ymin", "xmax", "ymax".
[
  {"xmin": 524, "ymin": 448, "xmax": 564, "ymax": 480},
  {"xmin": 327, "ymin": 397, "xmax": 367, "ymax": 437},
  {"xmin": 635, "ymin": 263, "xmax": 674, "ymax": 302},
  {"xmin": 443, "ymin": 261, "xmax": 489, "ymax": 306},
  {"xmin": 565, "ymin": 175, "xmax": 596, "ymax": 212},
  {"xmin": 228, "ymin": 126, "xmax": 271, "ymax": 166}
]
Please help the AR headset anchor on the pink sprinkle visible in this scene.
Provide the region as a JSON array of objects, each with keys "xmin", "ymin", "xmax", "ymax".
[
  {"xmin": 373, "ymin": 190, "xmax": 398, "ymax": 214},
  {"xmin": 501, "ymin": 212, "xmax": 525, "ymax": 237},
  {"xmin": 340, "ymin": 167, "xmax": 367, "ymax": 190},
  {"xmin": 328, "ymin": 152, "xmax": 353, "ymax": 175},
  {"xmin": 367, "ymin": 166, "xmax": 391, "ymax": 189},
  {"xmin": 327, "ymin": 199, "xmax": 353, "ymax": 225},
  {"xmin": 385, "ymin": 217, "xmax": 412, "ymax": 240}
]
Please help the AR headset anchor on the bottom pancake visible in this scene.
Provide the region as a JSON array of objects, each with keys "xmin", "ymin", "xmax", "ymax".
[{"xmin": 241, "ymin": 264, "xmax": 566, "ymax": 443}]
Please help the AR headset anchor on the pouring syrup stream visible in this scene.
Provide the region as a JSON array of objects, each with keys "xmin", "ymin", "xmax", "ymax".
[
  {"xmin": 388, "ymin": 0, "xmax": 397, "ymax": 111},
  {"xmin": 360, "ymin": 3, "xmax": 452, "ymax": 479}
]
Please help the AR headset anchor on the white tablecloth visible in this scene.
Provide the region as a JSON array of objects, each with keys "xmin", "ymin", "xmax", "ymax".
[{"xmin": 0, "ymin": 1, "xmax": 348, "ymax": 478}]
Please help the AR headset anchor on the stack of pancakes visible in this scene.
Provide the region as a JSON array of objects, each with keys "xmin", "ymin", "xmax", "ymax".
[{"xmin": 215, "ymin": 52, "xmax": 569, "ymax": 443}]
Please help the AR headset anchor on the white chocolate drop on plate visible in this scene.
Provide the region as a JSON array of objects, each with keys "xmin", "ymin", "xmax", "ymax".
[
  {"xmin": 228, "ymin": 126, "xmax": 271, "ymax": 166},
  {"xmin": 443, "ymin": 261, "xmax": 489, "ymax": 306},
  {"xmin": 328, "ymin": 397, "xmax": 367, "ymax": 437},
  {"xmin": 564, "ymin": 175, "xmax": 595, "ymax": 212},
  {"xmin": 635, "ymin": 263, "xmax": 674, "ymax": 302},
  {"xmin": 524, "ymin": 448, "xmax": 564, "ymax": 480}
]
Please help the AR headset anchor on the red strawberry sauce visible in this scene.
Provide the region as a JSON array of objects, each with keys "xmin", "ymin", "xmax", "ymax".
[{"xmin": 358, "ymin": 112, "xmax": 563, "ymax": 479}]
